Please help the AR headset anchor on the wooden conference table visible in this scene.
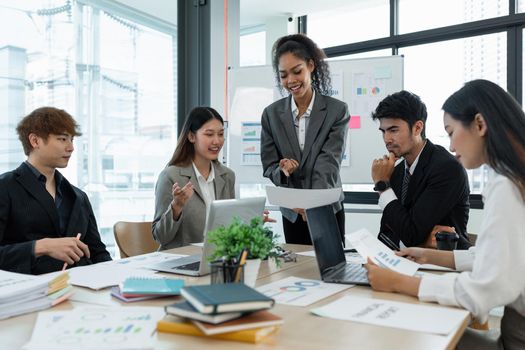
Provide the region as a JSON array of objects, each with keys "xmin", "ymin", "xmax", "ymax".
[{"xmin": 1, "ymin": 244, "xmax": 469, "ymax": 350}]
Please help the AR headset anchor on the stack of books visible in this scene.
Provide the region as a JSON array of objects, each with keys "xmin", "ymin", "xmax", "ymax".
[
  {"xmin": 0, "ymin": 270, "xmax": 73, "ymax": 320},
  {"xmin": 158, "ymin": 283, "xmax": 283, "ymax": 343},
  {"xmin": 111, "ymin": 277, "xmax": 185, "ymax": 302}
]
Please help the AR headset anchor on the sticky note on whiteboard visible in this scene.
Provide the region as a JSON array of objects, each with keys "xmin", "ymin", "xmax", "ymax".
[
  {"xmin": 374, "ymin": 67, "xmax": 392, "ymax": 79},
  {"xmin": 349, "ymin": 116, "xmax": 361, "ymax": 129}
]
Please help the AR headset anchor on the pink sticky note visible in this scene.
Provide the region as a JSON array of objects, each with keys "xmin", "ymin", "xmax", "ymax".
[{"xmin": 349, "ymin": 115, "xmax": 361, "ymax": 129}]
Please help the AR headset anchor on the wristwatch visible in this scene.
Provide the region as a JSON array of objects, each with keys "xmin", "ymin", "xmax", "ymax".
[{"xmin": 373, "ymin": 180, "xmax": 391, "ymax": 192}]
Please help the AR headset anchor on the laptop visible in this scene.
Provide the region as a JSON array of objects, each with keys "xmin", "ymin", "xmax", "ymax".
[
  {"xmin": 305, "ymin": 205, "xmax": 370, "ymax": 286},
  {"xmin": 147, "ymin": 197, "xmax": 266, "ymax": 276}
]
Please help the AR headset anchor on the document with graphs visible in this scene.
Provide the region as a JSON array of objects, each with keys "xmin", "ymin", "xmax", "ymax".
[
  {"xmin": 346, "ymin": 229, "xmax": 420, "ymax": 276},
  {"xmin": 311, "ymin": 295, "xmax": 469, "ymax": 335}
]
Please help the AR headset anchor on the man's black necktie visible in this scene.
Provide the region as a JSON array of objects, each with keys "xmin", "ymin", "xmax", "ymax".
[{"xmin": 401, "ymin": 167, "xmax": 411, "ymax": 205}]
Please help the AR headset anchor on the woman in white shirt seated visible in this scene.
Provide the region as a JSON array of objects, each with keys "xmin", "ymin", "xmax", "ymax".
[
  {"xmin": 152, "ymin": 107, "xmax": 235, "ymax": 249},
  {"xmin": 365, "ymin": 79, "xmax": 525, "ymax": 350}
]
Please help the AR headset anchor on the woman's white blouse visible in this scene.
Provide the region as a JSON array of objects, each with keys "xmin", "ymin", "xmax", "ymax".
[{"xmin": 418, "ymin": 172, "xmax": 525, "ymax": 322}]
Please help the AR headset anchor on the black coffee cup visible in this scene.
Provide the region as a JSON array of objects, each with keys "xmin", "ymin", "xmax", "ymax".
[{"xmin": 435, "ymin": 232, "xmax": 459, "ymax": 250}]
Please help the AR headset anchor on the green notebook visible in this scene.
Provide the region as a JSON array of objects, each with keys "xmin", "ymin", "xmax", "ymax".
[
  {"xmin": 181, "ymin": 283, "xmax": 274, "ymax": 314},
  {"xmin": 121, "ymin": 277, "xmax": 185, "ymax": 297}
]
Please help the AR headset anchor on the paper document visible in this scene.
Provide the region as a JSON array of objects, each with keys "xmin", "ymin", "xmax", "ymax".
[
  {"xmin": 296, "ymin": 250, "xmax": 366, "ymax": 264},
  {"xmin": 0, "ymin": 271, "xmax": 72, "ymax": 320},
  {"xmin": 266, "ymin": 186, "xmax": 342, "ymax": 209},
  {"xmin": 257, "ymin": 276, "xmax": 351, "ymax": 306},
  {"xmin": 68, "ymin": 265, "xmax": 156, "ymax": 290},
  {"xmin": 69, "ymin": 288, "xmax": 120, "ymax": 306},
  {"xmin": 23, "ymin": 306, "xmax": 165, "ymax": 350},
  {"xmin": 68, "ymin": 252, "xmax": 187, "ymax": 290},
  {"xmin": 347, "ymin": 229, "xmax": 419, "ymax": 276},
  {"xmin": 0, "ymin": 270, "xmax": 51, "ymax": 302},
  {"xmin": 111, "ymin": 252, "xmax": 187, "ymax": 269},
  {"xmin": 311, "ymin": 295, "xmax": 469, "ymax": 335}
]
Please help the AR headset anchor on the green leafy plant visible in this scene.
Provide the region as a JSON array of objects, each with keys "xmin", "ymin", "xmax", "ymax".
[{"xmin": 207, "ymin": 216, "xmax": 281, "ymax": 266}]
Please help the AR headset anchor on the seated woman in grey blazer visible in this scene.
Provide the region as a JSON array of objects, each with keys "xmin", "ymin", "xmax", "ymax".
[
  {"xmin": 260, "ymin": 34, "xmax": 349, "ymax": 245},
  {"xmin": 152, "ymin": 107, "xmax": 235, "ymax": 249}
]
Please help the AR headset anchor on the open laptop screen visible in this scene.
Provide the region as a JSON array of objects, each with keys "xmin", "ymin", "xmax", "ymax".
[
  {"xmin": 305, "ymin": 205, "xmax": 346, "ymax": 273},
  {"xmin": 205, "ymin": 197, "xmax": 266, "ymax": 235},
  {"xmin": 200, "ymin": 197, "xmax": 267, "ymax": 269}
]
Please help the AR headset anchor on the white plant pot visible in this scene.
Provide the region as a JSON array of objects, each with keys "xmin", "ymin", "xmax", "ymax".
[{"xmin": 243, "ymin": 258, "xmax": 261, "ymax": 287}]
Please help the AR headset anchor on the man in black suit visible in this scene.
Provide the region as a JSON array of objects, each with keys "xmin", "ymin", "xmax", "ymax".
[
  {"xmin": 370, "ymin": 91, "xmax": 471, "ymax": 249},
  {"xmin": 0, "ymin": 107, "xmax": 111, "ymax": 274}
]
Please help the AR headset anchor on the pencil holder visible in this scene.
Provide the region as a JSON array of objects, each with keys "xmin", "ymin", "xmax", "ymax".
[{"xmin": 209, "ymin": 262, "xmax": 244, "ymax": 284}]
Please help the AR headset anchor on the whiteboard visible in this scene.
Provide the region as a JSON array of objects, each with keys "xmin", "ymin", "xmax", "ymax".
[{"xmin": 227, "ymin": 55, "xmax": 404, "ymax": 187}]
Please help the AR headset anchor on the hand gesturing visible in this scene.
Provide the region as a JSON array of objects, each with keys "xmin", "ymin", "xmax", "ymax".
[{"xmin": 171, "ymin": 181, "xmax": 194, "ymax": 220}]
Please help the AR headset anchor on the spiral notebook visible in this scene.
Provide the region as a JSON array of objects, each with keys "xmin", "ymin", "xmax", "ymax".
[{"xmin": 120, "ymin": 277, "xmax": 185, "ymax": 297}]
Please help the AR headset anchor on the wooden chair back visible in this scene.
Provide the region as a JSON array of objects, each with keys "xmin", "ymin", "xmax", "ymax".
[{"xmin": 113, "ymin": 221, "xmax": 159, "ymax": 258}]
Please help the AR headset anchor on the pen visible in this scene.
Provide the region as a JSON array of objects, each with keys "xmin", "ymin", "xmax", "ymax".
[
  {"xmin": 220, "ymin": 256, "xmax": 227, "ymax": 283},
  {"xmin": 230, "ymin": 257, "xmax": 238, "ymax": 282},
  {"xmin": 235, "ymin": 248, "xmax": 249, "ymax": 282},
  {"xmin": 378, "ymin": 232, "xmax": 400, "ymax": 251},
  {"xmin": 62, "ymin": 233, "xmax": 81, "ymax": 271}
]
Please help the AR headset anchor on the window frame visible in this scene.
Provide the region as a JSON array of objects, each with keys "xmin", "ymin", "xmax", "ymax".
[{"xmin": 310, "ymin": 0, "xmax": 524, "ymax": 104}]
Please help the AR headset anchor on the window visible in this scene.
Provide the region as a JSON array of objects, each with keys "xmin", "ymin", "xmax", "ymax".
[
  {"xmin": 326, "ymin": 49, "xmax": 392, "ymax": 62},
  {"xmin": 307, "ymin": 0, "xmax": 389, "ymax": 48},
  {"xmin": 399, "ymin": 32, "xmax": 506, "ymax": 192},
  {"xmin": 399, "ymin": 0, "xmax": 508, "ymax": 34},
  {"xmin": 302, "ymin": 0, "xmax": 523, "ymax": 196},
  {"xmin": 516, "ymin": 0, "xmax": 525, "ymax": 13},
  {"xmin": 240, "ymin": 28, "xmax": 266, "ymax": 67},
  {"xmin": 399, "ymin": 33, "xmax": 506, "ymax": 147},
  {"xmin": 0, "ymin": 0, "xmax": 176, "ymax": 257}
]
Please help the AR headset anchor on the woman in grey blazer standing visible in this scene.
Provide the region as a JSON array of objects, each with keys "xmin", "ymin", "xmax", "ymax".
[
  {"xmin": 260, "ymin": 34, "xmax": 349, "ymax": 245},
  {"xmin": 152, "ymin": 107, "xmax": 235, "ymax": 250}
]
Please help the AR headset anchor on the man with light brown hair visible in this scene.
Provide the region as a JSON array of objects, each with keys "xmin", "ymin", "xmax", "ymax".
[{"xmin": 0, "ymin": 107, "xmax": 111, "ymax": 274}]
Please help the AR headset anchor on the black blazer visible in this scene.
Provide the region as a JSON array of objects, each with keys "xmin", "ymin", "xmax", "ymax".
[
  {"xmin": 0, "ymin": 163, "xmax": 111, "ymax": 274},
  {"xmin": 380, "ymin": 140, "xmax": 471, "ymax": 248}
]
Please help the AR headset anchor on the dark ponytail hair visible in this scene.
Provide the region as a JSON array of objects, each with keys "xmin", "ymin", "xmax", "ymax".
[
  {"xmin": 168, "ymin": 107, "xmax": 224, "ymax": 167},
  {"xmin": 272, "ymin": 34, "xmax": 332, "ymax": 96},
  {"xmin": 442, "ymin": 79, "xmax": 525, "ymax": 200}
]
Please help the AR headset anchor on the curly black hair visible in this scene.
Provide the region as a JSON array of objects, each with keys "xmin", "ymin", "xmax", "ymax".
[{"xmin": 271, "ymin": 34, "xmax": 332, "ymax": 96}]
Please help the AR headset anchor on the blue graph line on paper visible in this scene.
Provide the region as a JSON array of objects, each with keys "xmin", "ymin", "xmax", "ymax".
[
  {"xmin": 265, "ymin": 280, "xmax": 321, "ymax": 301},
  {"xmin": 377, "ymin": 251, "xmax": 401, "ymax": 267}
]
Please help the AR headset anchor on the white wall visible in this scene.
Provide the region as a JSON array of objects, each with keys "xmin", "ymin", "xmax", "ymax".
[{"xmin": 264, "ymin": 16, "xmax": 289, "ymax": 64}]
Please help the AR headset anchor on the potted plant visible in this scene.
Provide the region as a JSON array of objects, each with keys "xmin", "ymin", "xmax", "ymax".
[{"xmin": 207, "ymin": 216, "xmax": 281, "ymax": 286}]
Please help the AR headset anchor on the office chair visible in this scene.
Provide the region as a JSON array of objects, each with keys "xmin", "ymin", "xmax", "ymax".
[
  {"xmin": 113, "ymin": 221, "xmax": 160, "ymax": 258},
  {"xmin": 467, "ymin": 232, "xmax": 478, "ymax": 246}
]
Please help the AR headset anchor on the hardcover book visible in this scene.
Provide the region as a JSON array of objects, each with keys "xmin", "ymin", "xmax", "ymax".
[
  {"xmin": 165, "ymin": 300, "xmax": 243, "ymax": 324},
  {"xmin": 181, "ymin": 283, "xmax": 274, "ymax": 314}
]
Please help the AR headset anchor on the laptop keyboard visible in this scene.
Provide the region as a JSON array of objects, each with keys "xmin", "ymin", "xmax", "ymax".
[
  {"xmin": 174, "ymin": 261, "xmax": 200, "ymax": 271},
  {"xmin": 329, "ymin": 263, "xmax": 369, "ymax": 284}
]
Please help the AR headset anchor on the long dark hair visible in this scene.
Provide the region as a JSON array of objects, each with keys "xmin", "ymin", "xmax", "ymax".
[
  {"xmin": 272, "ymin": 34, "xmax": 331, "ymax": 96},
  {"xmin": 442, "ymin": 79, "xmax": 525, "ymax": 200},
  {"xmin": 168, "ymin": 107, "xmax": 224, "ymax": 167}
]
